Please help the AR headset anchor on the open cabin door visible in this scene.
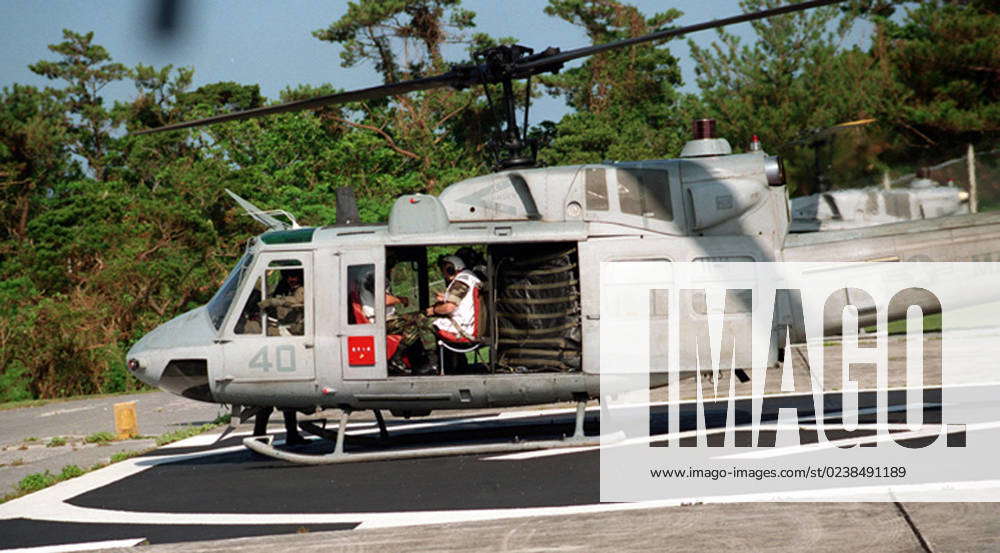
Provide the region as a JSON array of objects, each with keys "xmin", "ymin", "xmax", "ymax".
[
  {"xmin": 219, "ymin": 251, "xmax": 315, "ymax": 389},
  {"xmin": 338, "ymin": 249, "xmax": 387, "ymax": 380}
]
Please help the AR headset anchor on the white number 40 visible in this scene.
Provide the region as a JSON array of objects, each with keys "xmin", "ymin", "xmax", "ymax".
[{"xmin": 249, "ymin": 345, "xmax": 296, "ymax": 372}]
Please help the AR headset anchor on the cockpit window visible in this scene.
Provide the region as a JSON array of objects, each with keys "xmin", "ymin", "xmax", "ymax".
[
  {"xmin": 234, "ymin": 277, "xmax": 264, "ymax": 335},
  {"xmin": 259, "ymin": 265, "xmax": 306, "ymax": 336},
  {"xmin": 207, "ymin": 253, "xmax": 254, "ymax": 330}
]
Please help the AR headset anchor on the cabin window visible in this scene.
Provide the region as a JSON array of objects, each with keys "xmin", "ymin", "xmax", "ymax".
[
  {"xmin": 255, "ymin": 260, "xmax": 306, "ymax": 336},
  {"xmin": 233, "ymin": 259, "xmax": 307, "ymax": 336},
  {"xmin": 347, "ymin": 263, "xmax": 376, "ymax": 325},
  {"xmin": 585, "ymin": 168, "xmax": 609, "ymax": 211},
  {"xmin": 617, "ymin": 168, "xmax": 672, "ymax": 221},
  {"xmin": 234, "ymin": 276, "xmax": 264, "ymax": 335}
]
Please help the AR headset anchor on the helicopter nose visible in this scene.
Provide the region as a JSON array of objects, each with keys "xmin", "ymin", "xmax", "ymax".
[
  {"xmin": 126, "ymin": 335, "xmax": 163, "ymax": 389},
  {"xmin": 126, "ymin": 306, "xmax": 219, "ymax": 402}
]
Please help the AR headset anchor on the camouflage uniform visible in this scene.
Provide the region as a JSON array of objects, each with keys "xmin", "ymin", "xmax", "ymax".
[
  {"xmin": 259, "ymin": 285, "xmax": 305, "ymax": 336},
  {"xmin": 387, "ymin": 312, "xmax": 436, "ymax": 351}
]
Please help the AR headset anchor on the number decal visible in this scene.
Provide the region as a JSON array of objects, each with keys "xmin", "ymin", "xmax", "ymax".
[
  {"xmin": 275, "ymin": 345, "xmax": 296, "ymax": 372},
  {"xmin": 249, "ymin": 345, "xmax": 297, "ymax": 373},
  {"xmin": 249, "ymin": 346, "xmax": 272, "ymax": 372}
]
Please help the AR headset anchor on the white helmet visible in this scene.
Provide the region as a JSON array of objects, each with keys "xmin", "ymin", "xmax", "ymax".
[{"xmin": 440, "ymin": 255, "xmax": 466, "ymax": 272}]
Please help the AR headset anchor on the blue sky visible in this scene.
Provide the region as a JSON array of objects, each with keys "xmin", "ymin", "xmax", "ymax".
[{"xmin": 0, "ymin": 1, "xmax": 869, "ymax": 124}]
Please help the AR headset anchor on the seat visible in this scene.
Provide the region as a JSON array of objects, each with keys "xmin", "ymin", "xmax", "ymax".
[
  {"xmin": 435, "ymin": 285, "xmax": 488, "ymax": 374},
  {"xmin": 437, "ymin": 338, "xmax": 485, "ymax": 375}
]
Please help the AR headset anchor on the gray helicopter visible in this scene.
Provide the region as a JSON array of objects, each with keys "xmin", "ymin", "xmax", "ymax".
[{"xmin": 125, "ymin": 0, "xmax": 1000, "ymax": 463}]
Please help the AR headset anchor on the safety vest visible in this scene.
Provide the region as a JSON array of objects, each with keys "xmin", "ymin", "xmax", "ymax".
[{"xmin": 433, "ymin": 270, "xmax": 482, "ymax": 342}]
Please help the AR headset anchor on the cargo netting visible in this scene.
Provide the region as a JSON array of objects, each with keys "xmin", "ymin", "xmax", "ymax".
[{"xmin": 492, "ymin": 243, "xmax": 582, "ymax": 372}]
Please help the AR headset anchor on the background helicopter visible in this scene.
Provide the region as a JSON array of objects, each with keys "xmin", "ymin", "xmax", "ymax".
[{"xmin": 124, "ymin": 0, "xmax": 1000, "ymax": 463}]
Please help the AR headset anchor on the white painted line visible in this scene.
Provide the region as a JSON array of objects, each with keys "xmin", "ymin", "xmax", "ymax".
[
  {"xmin": 37, "ymin": 406, "xmax": 98, "ymax": 418},
  {"xmin": 160, "ymin": 429, "xmax": 257, "ymax": 448},
  {"xmin": 0, "ymin": 537, "xmax": 146, "ymax": 553}
]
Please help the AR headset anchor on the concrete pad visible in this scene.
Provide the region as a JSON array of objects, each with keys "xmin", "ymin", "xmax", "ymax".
[
  {"xmin": 900, "ymin": 502, "xmax": 1000, "ymax": 552},
  {"xmin": 93, "ymin": 502, "xmax": 925, "ymax": 553}
]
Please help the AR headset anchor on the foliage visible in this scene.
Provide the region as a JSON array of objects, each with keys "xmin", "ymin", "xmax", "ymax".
[
  {"xmin": 538, "ymin": 0, "xmax": 690, "ymax": 165},
  {"xmin": 59, "ymin": 464, "xmax": 84, "ymax": 479},
  {"xmin": 314, "ymin": 0, "xmax": 475, "ymax": 81},
  {"xmin": 17, "ymin": 471, "xmax": 56, "ymax": 493},
  {"xmin": 689, "ymin": 0, "xmax": 897, "ymax": 194},
  {"xmin": 877, "ymin": 0, "xmax": 999, "ymax": 157},
  {"xmin": 29, "ymin": 30, "xmax": 128, "ymax": 181}
]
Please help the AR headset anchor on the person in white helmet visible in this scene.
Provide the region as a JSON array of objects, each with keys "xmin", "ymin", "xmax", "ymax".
[
  {"xmin": 425, "ymin": 254, "xmax": 483, "ymax": 372},
  {"xmin": 425, "ymin": 255, "xmax": 482, "ymax": 339}
]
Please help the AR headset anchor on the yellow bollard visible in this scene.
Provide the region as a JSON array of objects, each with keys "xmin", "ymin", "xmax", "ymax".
[{"xmin": 113, "ymin": 401, "xmax": 138, "ymax": 439}]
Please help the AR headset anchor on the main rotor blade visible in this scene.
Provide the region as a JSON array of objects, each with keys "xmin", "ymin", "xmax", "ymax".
[
  {"xmin": 516, "ymin": 0, "xmax": 850, "ymax": 75},
  {"xmin": 135, "ymin": 0, "xmax": 849, "ymax": 135},
  {"xmin": 134, "ymin": 73, "xmax": 458, "ymax": 135}
]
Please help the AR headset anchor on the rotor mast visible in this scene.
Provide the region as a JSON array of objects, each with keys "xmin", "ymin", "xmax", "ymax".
[{"xmin": 470, "ymin": 44, "xmax": 551, "ymax": 169}]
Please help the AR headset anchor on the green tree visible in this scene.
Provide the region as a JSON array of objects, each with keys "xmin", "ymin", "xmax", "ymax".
[
  {"xmin": 313, "ymin": 0, "xmax": 490, "ymax": 181},
  {"xmin": 878, "ymin": 0, "xmax": 999, "ymax": 155},
  {"xmin": 29, "ymin": 30, "xmax": 128, "ymax": 181},
  {"xmin": 0, "ymin": 85, "xmax": 75, "ymax": 241},
  {"xmin": 689, "ymin": 0, "xmax": 895, "ymax": 193},
  {"xmin": 314, "ymin": 0, "xmax": 476, "ymax": 82},
  {"xmin": 538, "ymin": 0, "xmax": 689, "ymax": 165}
]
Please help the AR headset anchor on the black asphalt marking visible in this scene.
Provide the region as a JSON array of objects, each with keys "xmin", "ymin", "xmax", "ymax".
[
  {"xmin": 70, "ymin": 425, "xmax": 602, "ymax": 513},
  {"xmin": 0, "ymin": 518, "xmax": 359, "ymax": 549}
]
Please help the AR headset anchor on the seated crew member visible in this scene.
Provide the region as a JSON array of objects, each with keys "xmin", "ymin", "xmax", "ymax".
[
  {"xmin": 424, "ymin": 254, "xmax": 483, "ymax": 372},
  {"xmin": 360, "ymin": 270, "xmax": 410, "ymax": 322},
  {"xmin": 357, "ymin": 268, "xmax": 433, "ymax": 375},
  {"xmin": 259, "ymin": 269, "xmax": 304, "ymax": 336}
]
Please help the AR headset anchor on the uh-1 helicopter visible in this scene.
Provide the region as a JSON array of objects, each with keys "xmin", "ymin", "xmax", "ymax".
[{"xmin": 125, "ymin": 0, "xmax": 1000, "ymax": 463}]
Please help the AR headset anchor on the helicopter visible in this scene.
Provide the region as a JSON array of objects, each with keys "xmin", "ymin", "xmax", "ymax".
[{"xmin": 124, "ymin": 0, "xmax": 1000, "ymax": 463}]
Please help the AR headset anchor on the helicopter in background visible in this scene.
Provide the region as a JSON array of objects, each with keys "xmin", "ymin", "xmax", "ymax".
[{"xmin": 124, "ymin": 0, "xmax": 1000, "ymax": 463}]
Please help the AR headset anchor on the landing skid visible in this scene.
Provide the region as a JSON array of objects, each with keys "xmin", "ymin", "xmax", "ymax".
[{"xmin": 243, "ymin": 401, "xmax": 609, "ymax": 465}]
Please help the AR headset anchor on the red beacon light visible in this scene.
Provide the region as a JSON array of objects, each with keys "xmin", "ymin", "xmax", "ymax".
[{"xmin": 749, "ymin": 135, "xmax": 762, "ymax": 152}]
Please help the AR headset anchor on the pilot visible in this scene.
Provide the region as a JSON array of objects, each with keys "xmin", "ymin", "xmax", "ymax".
[
  {"xmin": 259, "ymin": 269, "xmax": 304, "ymax": 335},
  {"xmin": 425, "ymin": 254, "xmax": 483, "ymax": 372}
]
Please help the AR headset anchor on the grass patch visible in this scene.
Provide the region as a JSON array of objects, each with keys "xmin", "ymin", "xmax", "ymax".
[
  {"xmin": 59, "ymin": 465, "xmax": 84, "ymax": 479},
  {"xmin": 84, "ymin": 432, "xmax": 115, "ymax": 444},
  {"xmin": 17, "ymin": 471, "xmax": 56, "ymax": 493},
  {"xmin": 864, "ymin": 313, "xmax": 942, "ymax": 335},
  {"xmin": 46, "ymin": 436, "xmax": 67, "ymax": 448},
  {"xmin": 23, "ymin": 437, "xmax": 38, "ymax": 443},
  {"xmin": 109, "ymin": 449, "xmax": 147, "ymax": 463},
  {"xmin": 155, "ymin": 423, "xmax": 217, "ymax": 447},
  {"xmin": 4, "ymin": 464, "xmax": 89, "ymax": 504}
]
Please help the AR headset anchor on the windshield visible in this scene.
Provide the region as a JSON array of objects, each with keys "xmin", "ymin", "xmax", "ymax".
[{"xmin": 207, "ymin": 252, "xmax": 255, "ymax": 330}]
